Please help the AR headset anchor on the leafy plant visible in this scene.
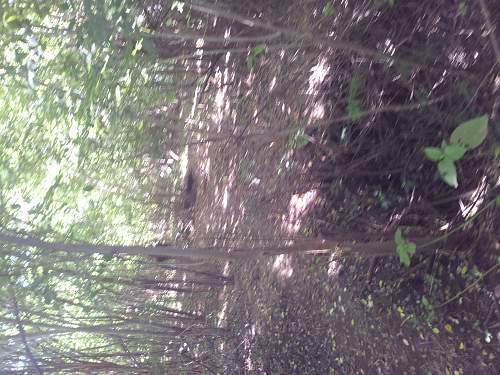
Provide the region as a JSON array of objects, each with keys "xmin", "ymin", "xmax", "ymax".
[
  {"xmin": 246, "ymin": 43, "xmax": 266, "ymax": 68},
  {"xmin": 322, "ymin": 2, "xmax": 334, "ymax": 17},
  {"xmin": 346, "ymin": 75, "xmax": 363, "ymax": 120},
  {"xmin": 424, "ymin": 115, "xmax": 488, "ymax": 188},
  {"xmin": 287, "ymin": 131, "xmax": 310, "ymax": 150},
  {"xmin": 394, "ymin": 228, "xmax": 416, "ymax": 267}
]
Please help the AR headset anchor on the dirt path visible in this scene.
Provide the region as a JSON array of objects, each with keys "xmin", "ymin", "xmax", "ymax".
[
  {"xmin": 183, "ymin": 46, "xmax": 499, "ymax": 375},
  {"xmin": 168, "ymin": 1, "xmax": 500, "ymax": 373}
]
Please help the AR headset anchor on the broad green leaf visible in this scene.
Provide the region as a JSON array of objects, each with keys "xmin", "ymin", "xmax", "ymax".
[
  {"xmin": 398, "ymin": 249, "xmax": 410, "ymax": 267},
  {"xmin": 388, "ymin": 0, "xmax": 395, "ymax": 7},
  {"xmin": 443, "ymin": 145, "xmax": 466, "ymax": 161},
  {"xmin": 246, "ymin": 55, "xmax": 256, "ymax": 68},
  {"xmin": 347, "ymin": 98, "xmax": 362, "ymax": 121},
  {"xmin": 347, "ymin": 75, "xmax": 363, "ymax": 120},
  {"xmin": 424, "ymin": 147, "xmax": 444, "ymax": 161},
  {"xmin": 450, "ymin": 115, "xmax": 488, "ymax": 149},
  {"xmin": 252, "ymin": 43, "xmax": 266, "ymax": 56},
  {"xmin": 395, "ymin": 228, "xmax": 417, "ymax": 267},
  {"xmin": 496, "ymin": 195, "xmax": 500, "ymax": 206},
  {"xmin": 3, "ymin": 14, "xmax": 17, "ymax": 27},
  {"xmin": 437, "ymin": 158, "xmax": 458, "ymax": 188},
  {"xmin": 406, "ymin": 242, "xmax": 416, "ymax": 256},
  {"xmin": 322, "ymin": 2, "xmax": 334, "ymax": 17},
  {"xmin": 394, "ymin": 228, "xmax": 403, "ymax": 245},
  {"xmin": 492, "ymin": 143, "xmax": 500, "ymax": 159}
]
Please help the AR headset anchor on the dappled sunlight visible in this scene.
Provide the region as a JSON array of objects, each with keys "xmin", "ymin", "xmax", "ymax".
[
  {"xmin": 272, "ymin": 254, "xmax": 294, "ymax": 278},
  {"xmin": 217, "ymin": 299, "xmax": 228, "ymax": 328},
  {"xmin": 327, "ymin": 256, "xmax": 343, "ymax": 278},
  {"xmin": 222, "ymin": 184, "xmax": 230, "ymax": 211},
  {"xmin": 459, "ymin": 176, "xmax": 487, "ymax": 218},
  {"xmin": 283, "ymin": 189, "xmax": 318, "ymax": 234},
  {"xmin": 243, "ymin": 324, "xmax": 258, "ymax": 371},
  {"xmin": 307, "ymin": 57, "xmax": 330, "ymax": 120}
]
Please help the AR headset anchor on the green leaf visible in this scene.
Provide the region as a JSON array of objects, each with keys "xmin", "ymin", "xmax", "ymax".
[
  {"xmin": 492, "ymin": 143, "xmax": 500, "ymax": 159},
  {"xmin": 347, "ymin": 99, "xmax": 362, "ymax": 120},
  {"xmin": 252, "ymin": 43, "xmax": 266, "ymax": 56},
  {"xmin": 398, "ymin": 249, "xmax": 410, "ymax": 267},
  {"xmin": 437, "ymin": 158, "xmax": 458, "ymax": 188},
  {"xmin": 424, "ymin": 147, "xmax": 444, "ymax": 161},
  {"xmin": 496, "ymin": 195, "xmax": 500, "ymax": 206},
  {"xmin": 83, "ymin": 185, "xmax": 94, "ymax": 192},
  {"xmin": 421, "ymin": 296, "xmax": 432, "ymax": 310},
  {"xmin": 388, "ymin": 0, "xmax": 395, "ymax": 7},
  {"xmin": 395, "ymin": 228, "xmax": 417, "ymax": 267},
  {"xmin": 406, "ymin": 242, "xmax": 416, "ymax": 256},
  {"xmin": 450, "ymin": 115, "xmax": 488, "ymax": 149},
  {"xmin": 294, "ymin": 134, "xmax": 310, "ymax": 149},
  {"xmin": 246, "ymin": 55, "xmax": 255, "ymax": 68},
  {"xmin": 322, "ymin": 2, "xmax": 334, "ymax": 17},
  {"xmin": 443, "ymin": 145, "xmax": 466, "ymax": 161},
  {"xmin": 394, "ymin": 228, "xmax": 403, "ymax": 245}
]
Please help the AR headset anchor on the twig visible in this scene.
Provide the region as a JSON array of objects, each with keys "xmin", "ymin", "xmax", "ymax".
[
  {"xmin": 477, "ymin": 0, "xmax": 500, "ymax": 67},
  {"xmin": 215, "ymin": 96, "xmax": 446, "ymax": 146},
  {"xmin": 9, "ymin": 290, "xmax": 43, "ymax": 375},
  {"xmin": 418, "ymin": 199, "xmax": 496, "ymax": 250},
  {"xmin": 436, "ymin": 262, "xmax": 500, "ymax": 308},
  {"xmin": 142, "ymin": 30, "xmax": 282, "ymax": 44},
  {"xmin": 187, "ymin": 0, "xmax": 389, "ymax": 59}
]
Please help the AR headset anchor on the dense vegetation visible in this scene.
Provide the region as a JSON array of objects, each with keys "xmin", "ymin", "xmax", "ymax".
[{"xmin": 1, "ymin": 0, "xmax": 499, "ymax": 374}]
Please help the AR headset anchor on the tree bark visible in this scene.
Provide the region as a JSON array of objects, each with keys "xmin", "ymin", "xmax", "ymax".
[{"xmin": 0, "ymin": 229, "xmax": 440, "ymax": 260}]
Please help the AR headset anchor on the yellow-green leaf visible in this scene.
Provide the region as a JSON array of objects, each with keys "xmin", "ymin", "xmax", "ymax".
[
  {"xmin": 450, "ymin": 115, "xmax": 488, "ymax": 150},
  {"xmin": 437, "ymin": 159, "xmax": 458, "ymax": 188},
  {"xmin": 424, "ymin": 147, "xmax": 444, "ymax": 161}
]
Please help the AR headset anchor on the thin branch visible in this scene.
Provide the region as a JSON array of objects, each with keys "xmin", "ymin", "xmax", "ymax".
[
  {"xmin": 235, "ymin": 95, "xmax": 447, "ymax": 142},
  {"xmin": 187, "ymin": 0, "xmax": 390, "ymax": 59},
  {"xmin": 8, "ymin": 291, "xmax": 43, "ymax": 375},
  {"xmin": 142, "ymin": 30, "xmax": 282, "ymax": 44},
  {"xmin": 477, "ymin": 0, "xmax": 500, "ymax": 66},
  {"xmin": 437, "ymin": 262, "xmax": 500, "ymax": 308}
]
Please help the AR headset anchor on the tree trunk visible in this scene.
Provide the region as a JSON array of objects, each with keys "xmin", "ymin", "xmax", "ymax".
[{"xmin": 0, "ymin": 230, "xmax": 440, "ymax": 260}]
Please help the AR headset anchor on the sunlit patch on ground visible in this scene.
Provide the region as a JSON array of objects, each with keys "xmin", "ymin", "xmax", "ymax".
[
  {"xmin": 327, "ymin": 255, "xmax": 342, "ymax": 278},
  {"xmin": 459, "ymin": 176, "xmax": 487, "ymax": 218},
  {"xmin": 272, "ymin": 254, "xmax": 294, "ymax": 278},
  {"xmin": 283, "ymin": 189, "xmax": 318, "ymax": 234},
  {"xmin": 307, "ymin": 57, "xmax": 329, "ymax": 120},
  {"xmin": 217, "ymin": 299, "xmax": 228, "ymax": 328}
]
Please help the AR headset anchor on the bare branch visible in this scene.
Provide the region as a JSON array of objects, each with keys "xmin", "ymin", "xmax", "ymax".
[
  {"xmin": 8, "ymin": 291, "xmax": 43, "ymax": 375},
  {"xmin": 477, "ymin": 0, "xmax": 500, "ymax": 66}
]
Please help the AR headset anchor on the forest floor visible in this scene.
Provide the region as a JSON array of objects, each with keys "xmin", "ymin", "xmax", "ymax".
[{"xmin": 163, "ymin": 0, "xmax": 500, "ymax": 374}]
